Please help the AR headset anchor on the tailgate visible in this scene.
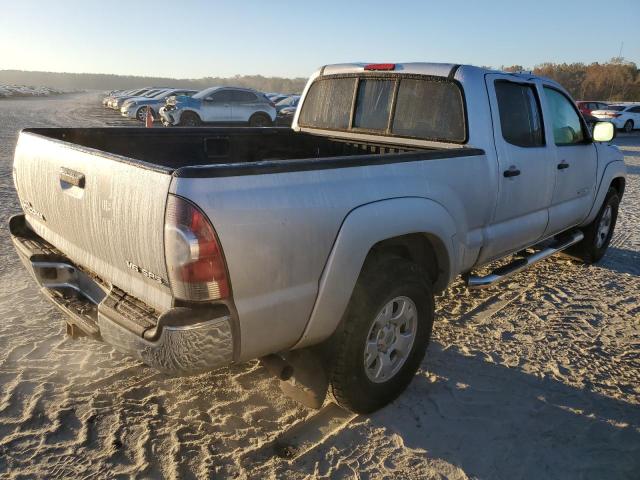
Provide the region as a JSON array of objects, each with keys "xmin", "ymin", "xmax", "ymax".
[{"xmin": 13, "ymin": 131, "xmax": 173, "ymax": 311}]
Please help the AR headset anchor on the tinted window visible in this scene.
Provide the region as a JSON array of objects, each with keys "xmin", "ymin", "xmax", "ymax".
[
  {"xmin": 353, "ymin": 79, "xmax": 394, "ymax": 130},
  {"xmin": 392, "ymin": 78, "xmax": 465, "ymax": 142},
  {"xmin": 208, "ymin": 90, "xmax": 234, "ymax": 102},
  {"xmin": 606, "ymin": 105, "xmax": 625, "ymax": 111},
  {"xmin": 298, "ymin": 77, "xmax": 355, "ymax": 129},
  {"xmin": 231, "ymin": 90, "xmax": 257, "ymax": 103},
  {"xmin": 628, "ymin": 106, "xmax": 640, "ymax": 113},
  {"xmin": 495, "ymin": 81, "xmax": 544, "ymax": 147},
  {"xmin": 544, "ymin": 87, "xmax": 585, "ymax": 145}
]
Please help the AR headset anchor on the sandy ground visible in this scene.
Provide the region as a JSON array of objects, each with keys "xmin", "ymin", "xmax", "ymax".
[{"xmin": 0, "ymin": 93, "xmax": 638, "ymax": 479}]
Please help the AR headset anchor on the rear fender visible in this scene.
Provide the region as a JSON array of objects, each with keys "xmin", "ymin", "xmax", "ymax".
[{"xmin": 293, "ymin": 197, "xmax": 457, "ymax": 349}]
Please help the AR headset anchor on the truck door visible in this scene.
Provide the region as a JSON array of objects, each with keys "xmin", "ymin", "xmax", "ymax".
[
  {"xmin": 202, "ymin": 89, "xmax": 233, "ymax": 123},
  {"xmin": 540, "ymin": 85, "xmax": 598, "ymax": 235},
  {"xmin": 479, "ymin": 74, "xmax": 555, "ymax": 263}
]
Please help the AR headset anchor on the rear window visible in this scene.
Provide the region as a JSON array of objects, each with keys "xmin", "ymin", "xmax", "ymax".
[
  {"xmin": 297, "ymin": 77, "xmax": 355, "ymax": 129},
  {"xmin": 298, "ymin": 75, "xmax": 466, "ymax": 143},
  {"xmin": 392, "ymin": 79, "xmax": 465, "ymax": 141},
  {"xmin": 353, "ymin": 79, "xmax": 394, "ymax": 130}
]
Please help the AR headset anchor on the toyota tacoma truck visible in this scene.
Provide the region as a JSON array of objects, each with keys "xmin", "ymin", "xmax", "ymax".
[{"xmin": 10, "ymin": 63, "xmax": 626, "ymax": 413}]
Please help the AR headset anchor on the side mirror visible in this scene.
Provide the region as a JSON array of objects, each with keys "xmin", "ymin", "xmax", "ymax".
[{"xmin": 592, "ymin": 121, "xmax": 615, "ymax": 142}]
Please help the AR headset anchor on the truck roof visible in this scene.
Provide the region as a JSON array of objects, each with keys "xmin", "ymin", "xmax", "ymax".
[{"xmin": 318, "ymin": 62, "xmax": 560, "ymax": 87}]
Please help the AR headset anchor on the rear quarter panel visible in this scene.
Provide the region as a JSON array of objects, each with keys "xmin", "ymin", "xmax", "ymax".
[{"xmin": 171, "ymin": 152, "xmax": 494, "ymax": 361}]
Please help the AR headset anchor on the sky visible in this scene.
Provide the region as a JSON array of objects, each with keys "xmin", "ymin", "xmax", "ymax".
[{"xmin": 0, "ymin": 0, "xmax": 638, "ymax": 79}]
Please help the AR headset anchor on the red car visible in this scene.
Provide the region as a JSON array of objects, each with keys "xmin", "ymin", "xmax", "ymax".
[{"xmin": 577, "ymin": 101, "xmax": 609, "ymax": 116}]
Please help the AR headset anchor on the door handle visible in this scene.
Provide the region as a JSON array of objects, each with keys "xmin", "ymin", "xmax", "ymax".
[
  {"xmin": 557, "ymin": 162, "xmax": 570, "ymax": 170},
  {"xmin": 503, "ymin": 168, "xmax": 521, "ymax": 178},
  {"xmin": 59, "ymin": 167, "xmax": 85, "ymax": 188}
]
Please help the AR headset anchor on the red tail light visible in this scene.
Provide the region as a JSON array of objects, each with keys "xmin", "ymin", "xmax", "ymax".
[
  {"xmin": 164, "ymin": 195, "xmax": 230, "ymax": 301},
  {"xmin": 364, "ymin": 63, "xmax": 396, "ymax": 71}
]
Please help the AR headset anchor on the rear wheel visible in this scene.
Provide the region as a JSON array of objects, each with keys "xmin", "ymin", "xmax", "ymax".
[
  {"xmin": 249, "ymin": 113, "xmax": 272, "ymax": 127},
  {"xmin": 623, "ymin": 120, "xmax": 634, "ymax": 133},
  {"xmin": 328, "ymin": 255, "xmax": 434, "ymax": 413},
  {"xmin": 567, "ymin": 187, "xmax": 619, "ymax": 263},
  {"xmin": 180, "ymin": 111, "xmax": 201, "ymax": 127}
]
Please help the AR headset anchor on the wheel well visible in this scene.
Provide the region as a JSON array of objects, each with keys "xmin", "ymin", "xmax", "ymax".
[
  {"xmin": 365, "ymin": 233, "xmax": 447, "ymax": 291},
  {"xmin": 611, "ymin": 177, "xmax": 626, "ymax": 199},
  {"xmin": 181, "ymin": 110, "xmax": 200, "ymax": 119},
  {"xmin": 251, "ymin": 112, "xmax": 270, "ymax": 119}
]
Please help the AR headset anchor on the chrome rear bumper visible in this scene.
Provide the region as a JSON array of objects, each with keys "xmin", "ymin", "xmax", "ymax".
[{"xmin": 10, "ymin": 214, "xmax": 234, "ymax": 374}]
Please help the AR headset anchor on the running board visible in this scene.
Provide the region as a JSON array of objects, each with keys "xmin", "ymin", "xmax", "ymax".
[{"xmin": 466, "ymin": 230, "xmax": 584, "ymax": 289}]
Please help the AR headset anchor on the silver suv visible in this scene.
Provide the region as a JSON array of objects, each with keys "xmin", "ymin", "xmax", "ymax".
[{"xmin": 159, "ymin": 86, "xmax": 276, "ymax": 127}]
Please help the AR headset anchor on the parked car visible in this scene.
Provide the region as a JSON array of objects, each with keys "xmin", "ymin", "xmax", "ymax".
[
  {"xmin": 276, "ymin": 105, "xmax": 297, "ymax": 126},
  {"xmin": 10, "ymin": 62, "xmax": 625, "ymax": 414},
  {"xmin": 591, "ymin": 104, "xmax": 640, "ymax": 133},
  {"xmin": 103, "ymin": 89, "xmax": 141, "ymax": 107},
  {"xmin": 121, "ymin": 89, "xmax": 198, "ymax": 121},
  {"xmin": 275, "ymin": 95, "xmax": 301, "ymax": 112},
  {"xmin": 110, "ymin": 88, "xmax": 169, "ymax": 110},
  {"xmin": 576, "ymin": 101, "xmax": 609, "ymax": 116},
  {"xmin": 159, "ymin": 87, "xmax": 276, "ymax": 127},
  {"xmin": 105, "ymin": 88, "xmax": 156, "ymax": 108}
]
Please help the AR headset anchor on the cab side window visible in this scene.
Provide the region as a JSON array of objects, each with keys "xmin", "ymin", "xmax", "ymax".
[
  {"xmin": 495, "ymin": 81, "xmax": 544, "ymax": 147},
  {"xmin": 543, "ymin": 87, "xmax": 585, "ymax": 145}
]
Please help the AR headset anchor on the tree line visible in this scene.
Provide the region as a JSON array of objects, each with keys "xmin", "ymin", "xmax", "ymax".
[
  {"xmin": 0, "ymin": 70, "xmax": 308, "ymax": 94},
  {"xmin": 2, "ymin": 58, "xmax": 639, "ymax": 100},
  {"xmin": 503, "ymin": 57, "xmax": 640, "ymax": 101}
]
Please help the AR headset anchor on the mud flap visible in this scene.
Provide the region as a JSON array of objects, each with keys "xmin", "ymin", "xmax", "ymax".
[{"xmin": 261, "ymin": 349, "xmax": 329, "ymax": 409}]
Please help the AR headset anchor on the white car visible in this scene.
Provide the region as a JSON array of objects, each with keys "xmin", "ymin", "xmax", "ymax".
[
  {"xmin": 592, "ymin": 104, "xmax": 640, "ymax": 133},
  {"xmin": 120, "ymin": 89, "xmax": 197, "ymax": 121},
  {"xmin": 159, "ymin": 87, "xmax": 276, "ymax": 127}
]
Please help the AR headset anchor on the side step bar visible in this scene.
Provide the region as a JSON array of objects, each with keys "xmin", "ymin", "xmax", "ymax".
[{"xmin": 466, "ymin": 230, "xmax": 584, "ymax": 289}]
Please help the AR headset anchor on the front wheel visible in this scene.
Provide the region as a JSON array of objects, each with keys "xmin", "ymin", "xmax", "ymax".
[
  {"xmin": 567, "ymin": 187, "xmax": 620, "ymax": 263},
  {"xmin": 328, "ymin": 255, "xmax": 434, "ymax": 413},
  {"xmin": 180, "ymin": 111, "xmax": 201, "ymax": 127}
]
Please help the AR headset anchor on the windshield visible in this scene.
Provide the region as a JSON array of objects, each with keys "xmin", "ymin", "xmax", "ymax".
[
  {"xmin": 193, "ymin": 87, "xmax": 221, "ymax": 99},
  {"xmin": 276, "ymin": 95, "xmax": 300, "ymax": 107}
]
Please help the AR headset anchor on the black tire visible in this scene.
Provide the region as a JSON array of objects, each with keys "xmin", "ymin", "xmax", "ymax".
[
  {"xmin": 136, "ymin": 106, "xmax": 154, "ymax": 122},
  {"xmin": 623, "ymin": 120, "xmax": 634, "ymax": 133},
  {"xmin": 249, "ymin": 113, "xmax": 272, "ymax": 127},
  {"xmin": 180, "ymin": 111, "xmax": 201, "ymax": 127},
  {"xmin": 567, "ymin": 187, "xmax": 620, "ymax": 263},
  {"xmin": 328, "ymin": 255, "xmax": 434, "ymax": 413}
]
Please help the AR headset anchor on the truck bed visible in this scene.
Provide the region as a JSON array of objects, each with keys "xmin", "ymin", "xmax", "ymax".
[{"xmin": 24, "ymin": 127, "xmax": 439, "ymax": 174}]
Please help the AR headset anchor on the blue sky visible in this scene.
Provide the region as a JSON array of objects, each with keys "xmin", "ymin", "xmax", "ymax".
[{"xmin": 1, "ymin": 0, "xmax": 638, "ymax": 78}]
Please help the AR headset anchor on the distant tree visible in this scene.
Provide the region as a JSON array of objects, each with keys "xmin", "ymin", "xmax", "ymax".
[{"xmin": 531, "ymin": 57, "xmax": 639, "ymax": 101}]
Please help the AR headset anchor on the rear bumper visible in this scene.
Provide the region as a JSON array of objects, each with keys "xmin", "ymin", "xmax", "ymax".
[{"xmin": 10, "ymin": 214, "xmax": 234, "ymax": 374}]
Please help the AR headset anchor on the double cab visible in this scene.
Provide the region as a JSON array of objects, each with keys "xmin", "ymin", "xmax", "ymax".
[{"xmin": 10, "ymin": 62, "xmax": 625, "ymax": 413}]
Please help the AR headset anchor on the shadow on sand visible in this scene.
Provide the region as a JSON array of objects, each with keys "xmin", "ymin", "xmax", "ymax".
[
  {"xmin": 599, "ymin": 247, "xmax": 640, "ymax": 277},
  {"xmin": 360, "ymin": 343, "xmax": 640, "ymax": 479}
]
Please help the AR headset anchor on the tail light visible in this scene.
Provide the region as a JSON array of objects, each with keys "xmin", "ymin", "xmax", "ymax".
[{"xmin": 164, "ymin": 195, "xmax": 230, "ymax": 301}]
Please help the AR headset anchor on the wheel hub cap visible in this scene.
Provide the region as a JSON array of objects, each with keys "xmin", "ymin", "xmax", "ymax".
[
  {"xmin": 364, "ymin": 296, "xmax": 417, "ymax": 383},
  {"xmin": 596, "ymin": 205, "xmax": 612, "ymax": 248}
]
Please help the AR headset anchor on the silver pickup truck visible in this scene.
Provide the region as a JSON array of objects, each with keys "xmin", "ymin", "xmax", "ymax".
[{"xmin": 10, "ymin": 63, "xmax": 626, "ymax": 413}]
